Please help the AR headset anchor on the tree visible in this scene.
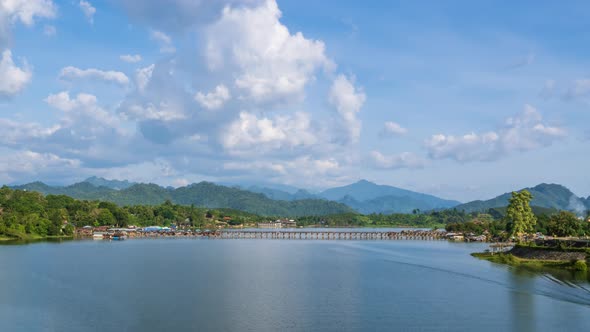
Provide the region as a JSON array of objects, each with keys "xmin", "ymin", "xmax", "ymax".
[
  {"xmin": 506, "ymin": 190, "xmax": 536, "ymax": 240},
  {"xmin": 547, "ymin": 211, "xmax": 583, "ymax": 237},
  {"xmin": 96, "ymin": 209, "xmax": 116, "ymax": 226}
]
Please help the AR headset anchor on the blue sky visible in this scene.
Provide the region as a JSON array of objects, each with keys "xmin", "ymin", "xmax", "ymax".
[{"xmin": 0, "ymin": 0, "xmax": 589, "ymax": 202}]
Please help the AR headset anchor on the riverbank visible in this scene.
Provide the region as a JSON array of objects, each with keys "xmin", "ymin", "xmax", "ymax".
[
  {"xmin": 0, "ymin": 235, "xmax": 74, "ymax": 242},
  {"xmin": 472, "ymin": 244, "xmax": 589, "ymax": 272}
]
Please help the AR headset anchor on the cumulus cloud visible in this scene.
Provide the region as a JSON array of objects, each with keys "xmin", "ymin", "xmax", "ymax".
[
  {"xmin": 329, "ymin": 74, "xmax": 365, "ymax": 143},
  {"xmin": 45, "ymin": 91, "xmax": 119, "ymax": 125},
  {"xmin": 221, "ymin": 111, "xmax": 316, "ymax": 154},
  {"xmin": 205, "ymin": 0, "xmax": 333, "ymax": 104},
  {"xmin": 223, "ymin": 155, "xmax": 341, "ymax": 188},
  {"xmin": 0, "ymin": 90, "xmax": 133, "ymax": 173},
  {"xmin": 59, "ymin": 66, "xmax": 129, "ymax": 85},
  {"xmin": 78, "ymin": 1, "xmax": 96, "ymax": 24},
  {"xmin": 380, "ymin": 121, "xmax": 407, "ymax": 137},
  {"xmin": 150, "ymin": 30, "xmax": 175, "ymax": 53},
  {"xmin": 0, "ymin": 0, "xmax": 368, "ymax": 188},
  {"xmin": 0, "ymin": 0, "xmax": 56, "ymax": 44},
  {"xmin": 370, "ymin": 151, "xmax": 426, "ymax": 169},
  {"xmin": 425, "ymin": 104, "xmax": 566, "ymax": 162},
  {"xmin": 0, "ymin": 118, "xmax": 59, "ymax": 145},
  {"xmin": 0, "ymin": 149, "xmax": 80, "ymax": 183},
  {"xmin": 120, "ymin": 54, "xmax": 142, "ymax": 63},
  {"xmin": 0, "ymin": 50, "xmax": 32, "ymax": 98},
  {"xmin": 195, "ymin": 84, "xmax": 230, "ymax": 110}
]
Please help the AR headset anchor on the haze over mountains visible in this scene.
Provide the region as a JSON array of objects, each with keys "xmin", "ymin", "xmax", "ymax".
[{"xmin": 10, "ymin": 178, "xmax": 590, "ymax": 217}]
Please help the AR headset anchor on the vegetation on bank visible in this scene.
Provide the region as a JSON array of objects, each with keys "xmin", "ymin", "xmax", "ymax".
[
  {"xmin": 0, "ymin": 187, "xmax": 498, "ymax": 240},
  {"xmin": 472, "ymin": 252, "xmax": 588, "ymax": 272},
  {"xmin": 447, "ymin": 191, "xmax": 590, "ymax": 240}
]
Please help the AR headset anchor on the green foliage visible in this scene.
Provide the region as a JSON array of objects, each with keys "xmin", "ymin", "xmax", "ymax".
[
  {"xmin": 13, "ymin": 182, "xmax": 354, "ymax": 217},
  {"xmin": 546, "ymin": 211, "xmax": 587, "ymax": 237},
  {"xmin": 573, "ymin": 260, "xmax": 588, "ymax": 272},
  {"xmin": 507, "ymin": 190, "xmax": 537, "ymax": 238}
]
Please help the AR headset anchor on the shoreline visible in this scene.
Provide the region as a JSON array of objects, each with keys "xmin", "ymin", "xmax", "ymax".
[{"xmin": 472, "ymin": 244, "xmax": 589, "ymax": 273}]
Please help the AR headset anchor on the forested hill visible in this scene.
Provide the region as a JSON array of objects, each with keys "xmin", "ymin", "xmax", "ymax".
[
  {"xmin": 12, "ymin": 181, "xmax": 353, "ymax": 217},
  {"xmin": 456, "ymin": 183, "xmax": 589, "ymax": 213}
]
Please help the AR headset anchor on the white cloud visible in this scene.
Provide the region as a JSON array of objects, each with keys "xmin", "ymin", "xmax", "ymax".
[
  {"xmin": 205, "ymin": 0, "xmax": 332, "ymax": 104},
  {"xmin": 370, "ymin": 151, "xmax": 426, "ymax": 169},
  {"xmin": 45, "ymin": 91, "xmax": 119, "ymax": 126},
  {"xmin": 78, "ymin": 1, "xmax": 96, "ymax": 24},
  {"xmin": 0, "ymin": 149, "xmax": 80, "ymax": 183},
  {"xmin": 425, "ymin": 104, "xmax": 566, "ymax": 162},
  {"xmin": 223, "ymin": 155, "xmax": 341, "ymax": 187},
  {"xmin": 329, "ymin": 74, "xmax": 365, "ymax": 143},
  {"xmin": 135, "ymin": 64, "xmax": 154, "ymax": 91},
  {"xmin": 0, "ymin": 0, "xmax": 56, "ymax": 44},
  {"xmin": 59, "ymin": 66, "xmax": 129, "ymax": 85},
  {"xmin": 0, "ymin": 49, "xmax": 32, "ymax": 98},
  {"xmin": 0, "ymin": 0, "xmax": 369, "ymax": 188},
  {"xmin": 120, "ymin": 102, "xmax": 185, "ymax": 121},
  {"xmin": 43, "ymin": 24, "xmax": 55, "ymax": 36},
  {"xmin": 0, "ymin": 118, "xmax": 59, "ymax": 144},
  {"xmin": 222, "ymin": 111, "xmax": 316, "ymax": 154},
  {"xmin": 120, "ymin": 54, "xmax": 142, "ymax": 63},
  {"xmin": 150, "ymin": 29, "xmax": 175, "ymax": 53},
  {"xmin": 380, "ymin": 121, "xmax": 407, "ymax": 137},
  {"xmin": 195, "ymin": 84, "xmax": 230, "ymax": 110}
]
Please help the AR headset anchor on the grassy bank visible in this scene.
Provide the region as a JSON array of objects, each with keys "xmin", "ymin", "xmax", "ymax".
[{"xmin": 472, "ymin": 252, "xmax": 588, "ymax": 272}]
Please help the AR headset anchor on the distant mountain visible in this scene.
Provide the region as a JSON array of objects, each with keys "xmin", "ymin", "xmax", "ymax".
[
  {"xmin": 318, "ymin": 180, "xmax": 461, "ymax": 213},
  {"xmin": 82, "ymin": 176, "xmax": 135, "ymax": 190},
  {"xmin": 14, "ymin": 181, "xmax": 115, "ymax": 200},
  {"xmin": 456, "ymin": 183, "xmax": 590, "ymax": 214},
  {"xmin": 338, "ymin": 195, "xmax": 456, "ymax": 214},
  {"xmin": 245, "ymin": 186, "xmax": 298, "ymax": 201},
  {"xmin": 12, "ymin": 181, "xmax": 352, "ymax": 217},
  {"xmin": 246, "ymin": 185, "xmax": 318, "ymax": 201}
]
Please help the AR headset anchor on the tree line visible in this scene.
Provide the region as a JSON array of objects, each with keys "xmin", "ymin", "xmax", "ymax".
[
  {"xmin": 0, "ymin": 187, "xmax": 266, "ymax": 240},
  {"xmin": 446, "ymin": 190, "xmax": 590, "ymax": 239},
  {"xmin": 2, "ymin": 187, "xmax": 588, "ymax": 240}
]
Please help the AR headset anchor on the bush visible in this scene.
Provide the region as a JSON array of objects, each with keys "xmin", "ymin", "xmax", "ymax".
[{"xmin": 573, "ymin": 260, "xmax": 587, "ymax": 272}]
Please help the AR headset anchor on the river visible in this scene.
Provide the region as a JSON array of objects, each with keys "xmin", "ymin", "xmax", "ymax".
[{"xmin": 0, "ymin": 237, "xmax": 589, "ymax": 331}]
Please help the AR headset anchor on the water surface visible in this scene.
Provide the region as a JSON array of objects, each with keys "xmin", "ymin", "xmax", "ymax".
[{"xmin": 0, "ymin": 238, "xmax": 589, "ymax": 331}]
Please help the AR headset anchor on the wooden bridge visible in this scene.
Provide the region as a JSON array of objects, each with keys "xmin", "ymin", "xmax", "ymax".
[{"xmin": 215, "ymin": 230, "xmax": 447, "ymax": 241}]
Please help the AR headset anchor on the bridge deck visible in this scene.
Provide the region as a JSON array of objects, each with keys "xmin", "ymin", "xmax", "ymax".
[{"xmin": 213, "ymin": 230, "xmax": 447, "ymax": 240}]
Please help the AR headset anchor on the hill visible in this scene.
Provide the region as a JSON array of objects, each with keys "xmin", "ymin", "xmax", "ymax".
[
  {"xmin": 11, "ymin": 181, "xmax": 352, "ymax": 217},
  {"xmin": 244, "ymin": 185, "xmax": 318, "ymax": 201},
  {"xmin": 319, "ymin": 180, "xmax": 460, "ymax": 213},
  {"xmin": 82, "ymin": 176, "xmax": 135, "ymax": 190},
  {"xmin": 456, "ymin": 183, "xmax": 590, "ymax": 214}
]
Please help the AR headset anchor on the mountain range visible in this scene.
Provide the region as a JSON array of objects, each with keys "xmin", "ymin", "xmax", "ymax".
[
  {"xmin": 12, "ymin": 180, "xmax": 352, "ymax": 217},
  {"xmin": 9, "ymin": 178, "xmax": 589, "ymax": 217},
  {"xmin": 456, "ymin": 183, "xmax": 590, "ymax": 214}
]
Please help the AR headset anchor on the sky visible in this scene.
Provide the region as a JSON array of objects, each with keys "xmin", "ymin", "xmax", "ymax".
[{"xmin": 0, "ymin": 0, "xmax": 589, "ymax": 202}]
